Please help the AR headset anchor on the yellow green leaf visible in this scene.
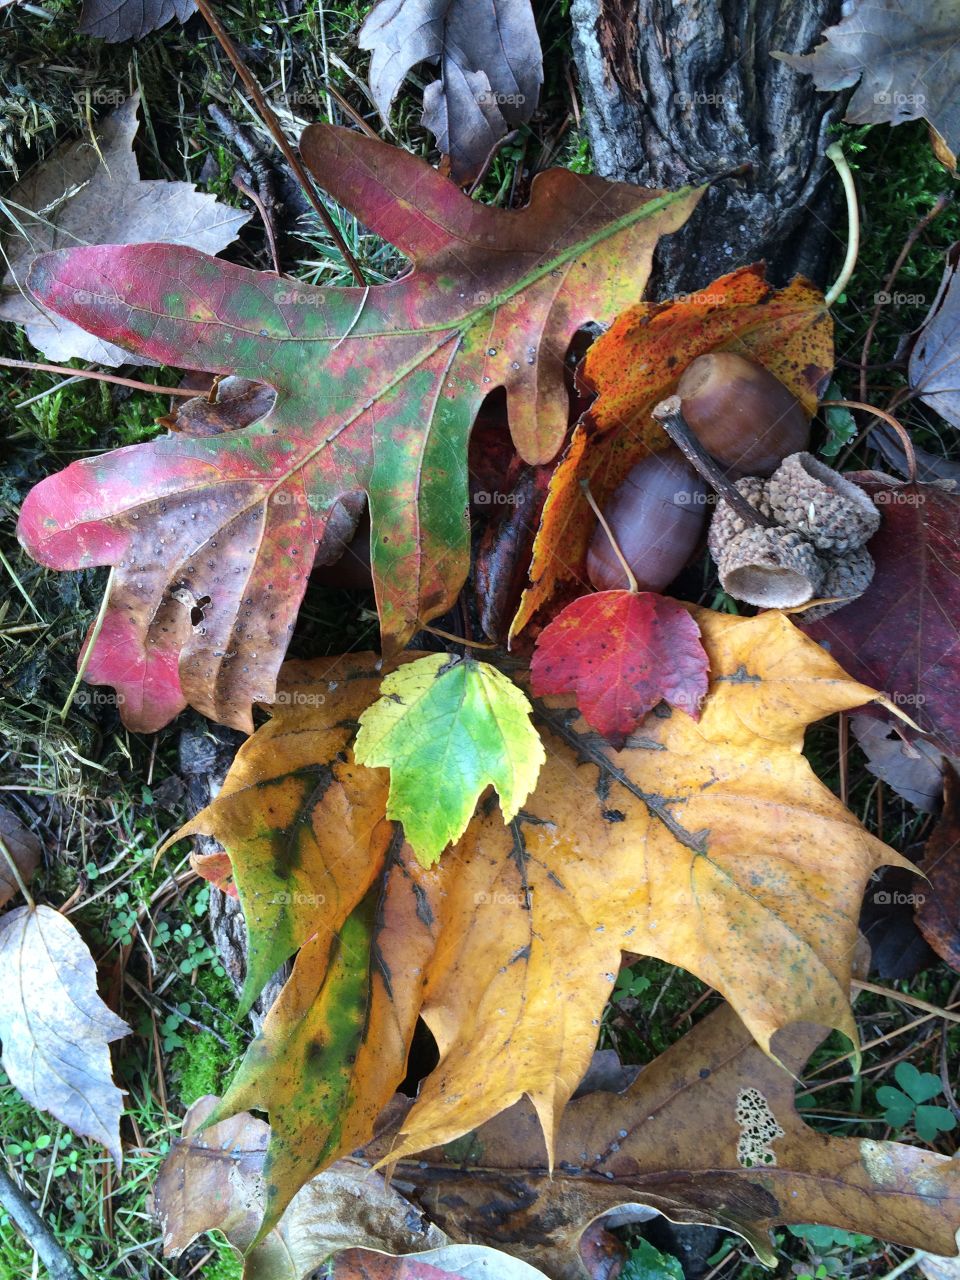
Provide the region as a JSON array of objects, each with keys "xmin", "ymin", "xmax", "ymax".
[{"xmin": 353, "ymin": 654, "xmax": 545, "ymax": 866}]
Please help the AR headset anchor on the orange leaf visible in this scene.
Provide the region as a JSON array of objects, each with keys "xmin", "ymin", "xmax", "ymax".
[{"xmin": 510, "ymin": 265, "xmax": 832, "ymax": 637}]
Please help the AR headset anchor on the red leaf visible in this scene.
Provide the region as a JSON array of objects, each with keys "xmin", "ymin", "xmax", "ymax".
[
  {"xmin": 802, "ymin": 476, "xmax": 960, "ymax": 754},
  {"xmin": 530, "ymin": 591, "xmax": 709, "ymax": 748}
]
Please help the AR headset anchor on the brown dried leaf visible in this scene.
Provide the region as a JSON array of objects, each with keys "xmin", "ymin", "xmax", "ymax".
[{"xmin": 0, "ymin": 806, "xmax": 41, "ymax": 909}]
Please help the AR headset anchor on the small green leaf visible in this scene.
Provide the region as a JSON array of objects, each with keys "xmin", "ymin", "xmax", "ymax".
[
  {"xmin": 876, "ymin": 1085, "xmax": 914, "ymax": 1128},
  {"xmin": 621, "ymin": 1237, "xmax": 684, "ymax": 1280},
  {"xmin": 354, "ymin": 654, "xmax": 545, "ymax": 866},
  {"xmin": 914, "ymin": 1104, "xmax": 957, "ymax": 1143},
  {"xmin": 820, "ymin": 381, "xmax": 856, "ymax": 459},
  {"xmin": 894, "ymin": 1061, "xmax": 943, "ymax": 1104}
]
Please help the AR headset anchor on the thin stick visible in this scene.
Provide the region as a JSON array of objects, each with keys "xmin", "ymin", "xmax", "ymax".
[
  {"xmin": 852, "ymin": 978, "xmax": 960, "ymax": 1025},
  {"xmin": 0, "ymin": 1167, "xmax": 80, "ymax": 1280},
  {"xmin": 859, "ymin": 192, "xmax": 952, "ymax": 401},
  {"xmin": 876, "ymin": 1250, "xmax": 923, "ymax": 1280},
  {"xmin": 823, "ymin": 399, "xmax": 918, "ymax": 483},
  {"xmin": 651, "ymin": 396, "xmax": 773, "ymax": 529},
  {"xmin": 423, "ymin": 624, "xmax": 497, "ymax": 649},
  {"xmin": 0, "ymin": 356, "xmax": 195, "ymax": 399},
  {"xmin": 59, "ymin": 568, "xmax": 115, "ymax": 721},
  {"xmin": 579, "ymin": 478, "xmax": 638, "ymax": 593},
  {"xmin": 232, "ymin": 171, "xmax": 282, "ymax": 275},
  {"xmin": 193, "ymin": 0, "xmax": 366, "ymax": 286},
  {"xmin": 824, "ymin": 143, "xmax": 860, "ymax": 308},
  {"xmin": 0, "ymin": 835, "xmax": 35, "ymax": 910}
]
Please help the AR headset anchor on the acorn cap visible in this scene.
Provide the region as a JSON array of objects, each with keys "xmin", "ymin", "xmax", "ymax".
[
  {"xmin": 707, "ymin": 476, "xmax": 772, "ymax": 563},
  {"xmin": 717, "ymin": 527, "xmax": 825, "ymax": 608},
  {"xmin": 765, "ymin": 453, "xmax": 881, "ymax": 553},
  {"xmin": 799, "ymin": 546, "xmax": 875, "ymax": 621}
]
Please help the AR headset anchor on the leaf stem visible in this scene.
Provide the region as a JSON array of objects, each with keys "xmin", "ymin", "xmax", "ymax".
[
  {"xmin": 0, "ymin": 835, "xmax": 35, "ymax": 910},
  {"xmin": 59, "ymin": 567, "xmax": 116, "ymax": 721},
  {"xmin": 824, "ymin": 143, "xmax": 860, "ymax": 308},
  {"xmin": 823, "ymin": 399, "xmax": 918, "ymax": 483},
  {"xmin": 0, "ymin": 356, "xmax": 196, "ymax": 398},
  {"xmin": 193, "ymin": 0, "xmax": 366, "ymax": 287},
  {"xmin": 424, "ymin": 625, "xmax": 497, "ymax": 649},
  {"xmin": 579, "ymin": 478, "xmax": 638, "ymax": 593},
  {"xmin": 651, "ymin": 396, "xmax": 773, "ymax": 528}
]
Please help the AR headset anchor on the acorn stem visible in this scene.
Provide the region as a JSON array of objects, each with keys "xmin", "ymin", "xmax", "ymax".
[
  {"xmin": 651, "ymin": 396, "xmax": 773, "ymax": 529},
  {"xmin": 579, "ymin": 479, "xmax": 639, "ymax": 594}
]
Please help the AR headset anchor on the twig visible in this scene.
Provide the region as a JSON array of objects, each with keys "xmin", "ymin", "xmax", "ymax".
[
  {"xmin": 651, "ymin": 396, "xmax": 774, "ymax": 529},
  {"xmin": 858, "ymin": 191, "xmax": 953, "ymax": 400},
  {"xmin": 852, "ymin": 979, "xmax": 960, "ymax": 1025},
  {"xmin": 0, "ymin": 1167, "xmax": 81, "ymax": 1280},
  {"xmin": 0, "ymin": 356, "xmax": 195, "ymax": 398},
  {"xmin": 232, "ymin": 171, "xmax": 282, "ymax": 275},
  {"xmin": 193, "ymin": 0, "xmax": 365, "ymax": 286},
  {"xmin": 876, "ymin": 1250, "xmax": 924, "ymax": 1280},
  {"xmin": 824, "ymin": 143, "xmax": 860, "ymax": 308}
]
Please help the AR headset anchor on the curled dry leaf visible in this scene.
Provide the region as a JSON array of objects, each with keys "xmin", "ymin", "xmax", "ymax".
[
  {"xmin": 359, "ymin": 0, "xmax": 543, "ymax": 183},
  {"xmin": 776, "ymin": 0, "xmax": 960, "ymax": 159},
  {"xmin": 0, "ymin": 805, "xmax": 42, "ymax": 909},
  {"xmin": 181, "ymin": 610, "xmax": 907, "ymax": 1230},
  {"xmin": 0, "ymin": 905, "xmax": 129, "ymax": 1165},
  {"xmin": 802, "ymin": 474, "xmax": 960, "ymax": 755},
  {"xmin": 383, "ymin": 1001, "xmax": 960, "ymax": 1278},
  {"xmin": 511, "ymin": 264, "xmax": 832, "ymax": 637},
  {"xmin": 0, "ymin": 95, "xmax": 248, "ymax": 366},
  {"xmin": 530, "ymin": 590, "xmax": 709, "ymax": 748},
  {"xmin": 155, "ymin": 1095, "xmax": 446, "ymax": 1278},
  {"xmin": 908, "ymin": 242, "xmax": 960, "ymax": 430},
  {"xmin": 18, "ymin": 125, "xmax": 702, "ymax": 732}
]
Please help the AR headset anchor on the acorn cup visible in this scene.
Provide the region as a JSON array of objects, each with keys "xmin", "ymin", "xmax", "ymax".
[
  {"xmin": 677, "ymin": 351, "xmax": 810, "ymax": 477},
  {"xmin": 765, "ymin": 452, "xmax": 881, "ymax": 552},
  {"xmin": 800, "ymin": 546, "xmax": 876, "ymax": 622},
  {"xmin": 715, "ymin": 526, "xmax": 825, "ymax": 609}
]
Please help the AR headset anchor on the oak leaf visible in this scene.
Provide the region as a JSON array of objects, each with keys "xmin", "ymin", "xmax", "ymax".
[
  {"xmin": 0, "ymin": 905, "xmax": 129, "ymax": 1165},
  {"xmin": 511, "ymin": 265, "xmax": 832, "ymax": 636},
  {"xmin": 802, "ymin": 474, "xmax": 960, "ymax": 754},
  {"xmin": 182, "ymin": 610, "xmax": 907, "ymax": 1230},
  {"xmin": 18, "ymin": 125, "xmax": 702, "ymax": 732},
  {"xmin": 353, "ymin": 653, "xmax": 545, "ymax": 865},
  {"xmin": 529, "ymin": 591, "xmax": 709, "ymax": 748},
  {"xmin": 383, "ymin": 1001, "xmax": 960, "ymax": 1278},
  {"xmin": 0, "ymin": 95, "xmax": 248, "ymax": 366},
  {"xmin": 776, "ymin": 0, "xmax": 960, "ymax": 159},
  {"xmin": 359, "ymin": 0, "xmax": 543, "ymax": 183}
]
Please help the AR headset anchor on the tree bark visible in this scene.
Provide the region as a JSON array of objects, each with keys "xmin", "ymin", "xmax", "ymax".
[{"xmin": 570, "ymin": 0, "xmax": 845, "ymax": 294}]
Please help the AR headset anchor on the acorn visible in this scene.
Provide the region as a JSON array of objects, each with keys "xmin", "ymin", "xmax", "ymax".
[
  {"xmin": 677, "ymin": 352, "xmax": 810, "ymax": 477},
  {"xmin": 715, "ymin": 527, "xmax": 824, "ymax": 608},
  {"xmin": 586, "ymin": 447, "xmax": 709, "ymax": 592}
]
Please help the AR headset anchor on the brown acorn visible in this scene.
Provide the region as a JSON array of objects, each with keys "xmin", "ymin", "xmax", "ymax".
[
  {"xmin": 586, "ymin": 447, "xmax": 709, "ymax": 592},
  {"xmin": 677, "ymin": 352, "xmax": 810, "ymax": 477}
]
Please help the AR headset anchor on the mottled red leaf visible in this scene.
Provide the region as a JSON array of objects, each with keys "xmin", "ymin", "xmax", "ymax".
[
  {"xmin": 530, "ymin": 591, "xmax": 709, "ymax": 748},
  {"xmin": 802, "ymin": 475, "xmax": 960, "ymax": 754},
  {"xmin": 18, "ymin": 125, "xmax": 701, "ymax": 732},
  {"xmin": 916, "ymin": 762, "xmax": 960, "ymax": 972}
]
